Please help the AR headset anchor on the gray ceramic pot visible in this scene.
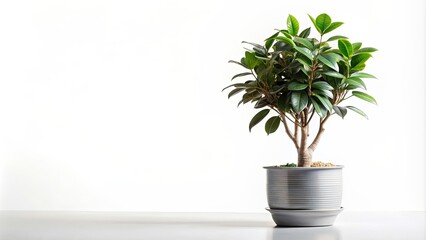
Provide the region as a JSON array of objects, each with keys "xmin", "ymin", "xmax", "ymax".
[{"xmin": 264, "ymin": 166, "xmax": 343, "ymax": 227}]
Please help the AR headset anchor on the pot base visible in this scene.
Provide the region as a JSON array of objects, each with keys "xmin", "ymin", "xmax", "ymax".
[{"xmin": 266, "ymin": 207, "xmax": 343, "ymax": 227}]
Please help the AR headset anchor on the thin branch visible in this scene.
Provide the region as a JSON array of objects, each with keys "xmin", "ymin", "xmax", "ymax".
[
  {"xmin": 305, "ymin": 107, "xmax": 315, "ymax": 127},
  {"xmin": 270, "ymin": 106, "xmax": 300, "ymax": 149},
  {"xmin": 294, "ymin": 118, "xmax": 299, "ymax": 147},
  {"xmin": 282, "ymin": 114, "xmax": 300, "ymax": 149},
  {"xmin": 308, "ymin": 113, "xmax": 331, "ymax": 152}
]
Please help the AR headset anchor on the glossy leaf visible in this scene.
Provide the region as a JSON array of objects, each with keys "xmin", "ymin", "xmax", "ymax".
[
  {"xmin": 242, "ymin": 41, "xmax": 263, "ymax": 49},
  {"xmin": 352, "ymin": 42, "xmax": 362, "ymax": 52},
  {"xmin": 327, "ymin": 35, "xmax": 348, "ymax": 41},
  {"xmin": 222, "ymin": 82, "xmax": 251, "ymax": 91},
  {"xmin": 311, "ymin": 98, "xmax": 327, "ymax": 118},
  {"xmin": 295, "ymin": 57, "xmax": 312, "ymax": 68},
  {"xmin": 352, "ymin": 91, "xmax": 377, "ymax": 105},
  {"xmin": 347, "ymin": 106, "xmax": 369, "ymax": 119},
  {"xmin": 312, "ymin": 81, "xmax": 334, "ymax": 90},
  {"xmin": 265, "ymin": 32, "xmax": 279, "ymax": 42},
  {"xmin": 318, "ymin": 54, "xmax": 338, "ymax": 71},
  {"xmin": 273, "ymin": 36, "xmax": 296, "ymax": 47},
  {"xmin": 294, "ymin": 46, "xmax": 313, "ymax": 60},
  {"xmin": 338, "ymin": 39, "xmax": 353, "ymax": 58},
  {"xmin": 288, "ymin": 82, "xmax": 308, "ymax": 90},
  {"xmin": 308, "ymin": 14, "xmax": 322, "ymax": 33},
  {"xmin": 314, "ymin": 89, "xmax": 333, "ymax": 98},
  {"xmin": 351, "ymin": 72, "xmax": 377, "ymax": 79},
  {"xmin": 357, "ymin": 47, "xmax": 378, "ymax": 53},
  {"xmin": 291, "ymin": 91, "xmax": 308, "ymax": 113},
  {"xmin": 287, "ymin": 14, "xmax": 299, "ymax": 36},
  {"xmin": 321, "ymin": 71, "xmax": 345, "ymax": 78},
  {"xmin": 228, "ymin": 60, "xmax": 247, "ymax": 68},
  {"xmin": 314, "ymin": 94, "xmax": 333, "ymax": 111},
  {"xmin": 316, "ymin": 13, "xmax": 332, "ymax": 34},
  {"xmin": 323, "ymin": 22, "xmax": 343, "ymax": 34},
  {"xmin": 345, "ymin": 77, "xmax": 366, "ymax": 89},
  {"xmin": 245, "ymin": 51, "xmax": 258, "ymax": 69},
  {"xmin": 299, "ymin": 27, "xmax": 311, "ymax": 38},
  {"xmin": 265, "ymin": 38, "xmax": 275, "ymax": 51},
  {"xmin": 279, "ymin": 29, "xmax": 293, "ymax": 39},
  {"xmin": 293, "ymin": 37, "xmax": 314, "ymax": 50},
  {"xmin": 228, "ymin": 88, "xmax": 245, "ymax": 98},
  {"xmin": 277, "ymin": 94, "xmax": 291, "ymax": 111},
  {"xmin": 351, "ymin": 63, "xmax": 366, "ymax": 72},
  {"xmin": 333, "ymin": 106, "xmax": 347, "ymax": 119},
  {"xmin": 351, "ymin": 53, "xmax": 372, "ymax": 69},
  {"xmin": 265, "ymin": 116, "xmax": 281, "ymax": 135},
  {"xmin": 249, "ymin": 109, "xmax": 270, "ymax": 132},
  {"xmin": 231, "ymin": 72, "xmax": 252, "ymax": 80},
  {"xmin": 254, "ymin": 97, "xmax": 269, "ymax": 108}
]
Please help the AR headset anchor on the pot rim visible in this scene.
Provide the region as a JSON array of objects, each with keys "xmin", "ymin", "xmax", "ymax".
[{"xmin": 263, "ymin": 165, "xmax": 344, "ymax": 170}]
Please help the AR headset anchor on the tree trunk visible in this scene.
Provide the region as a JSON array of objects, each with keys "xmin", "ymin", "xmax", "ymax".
[
  {"xmin": 298, "ymin": 126, "xmax": 313, "ymax": 167},
  {"xmin": 298, "ymin": 148, "xmax": 313, "ymax": 167}
]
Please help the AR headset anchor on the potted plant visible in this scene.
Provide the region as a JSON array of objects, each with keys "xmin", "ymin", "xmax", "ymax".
[{"xmin": 223, "ymin": 13, "xmax": 377, "ymax": 227}]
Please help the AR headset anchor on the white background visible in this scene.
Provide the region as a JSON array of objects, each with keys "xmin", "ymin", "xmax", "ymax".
[{"xmin": 0, "ymin": 0, "xmax": 424, "ymax": 212}]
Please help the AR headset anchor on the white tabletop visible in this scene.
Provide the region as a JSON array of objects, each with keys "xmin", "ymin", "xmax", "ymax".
[{"xmin": 0, "ymin": 211, "xmax": 424, "ymax": 240}]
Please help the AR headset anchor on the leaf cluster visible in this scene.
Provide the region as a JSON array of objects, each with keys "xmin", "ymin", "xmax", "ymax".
[{"xmin": 224, "ymin": 13, "xmax": 377, "ymax": 135}]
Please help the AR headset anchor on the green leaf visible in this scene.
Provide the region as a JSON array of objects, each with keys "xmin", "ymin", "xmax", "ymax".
[
  {"xmin": 311, "ymin": 98, "xmax": 327, "ymax": 118},
  {"xmin": 347, "ymin": 106, "xmax": 369, "ymax": 119},
  {"xmin": 231, "ymin": 72, "xmax": 252, "ymax": 80},
  {"xmin": 345, "ymin": 77, "xmax": 366, "ymax": 90},
  {"xmin": 279, "ymin": 29, "xmax": 293, "ymax": 39},
  {"xmin": 338, "ymin": 39, "xmax": 353, "ymax": 58},
  {"xmin": 294, "ymin": 46, "xmax": 313, "ymax": 60},
  {"xmin": 242, "ymin": 41, "xmax": 264, "ymax": 49},
  {"xmin": 314, "ymin": 94, "xmax": 333, "ymax": 111},
  {"xmin": 352, "ymin": 91, "xmax": 377, "ymax": 105},
  {"xmin": 277, "ymin": 94, "xmax": 291, "ymax": 111},
  {"xmin": 308, "ymin": 14, "xmax": 322, "ymax": 33},
  {"xmin": 228, "ymin": 60, "xmax": 247, "ymax": 68},
  {"xmin": 254, "ymin": 97, "xmax": 269, "ymax": 108},
  {"xmin": 265, "ymin": 38, "xmax": 275, "ymax": 51},
  {"xmin": 265, "ymin": 116, "xmax": 281, "ymax": 135},
  {"xmin": 249, "ymin": 109, "xmax": 270, "ymax": 132},
  {"xmin": 313, "ymin": 89, "xmax": 333, "ymax": 98},
  {"xmin": 351, "ymin": 53, "xmax": 372, "ymax": 69},
  {"xmin": 318, "ymin": 54, "xmax": 338, "ymax": 71},
  {"xmin": 327, "ymin": 35, "xmax": 348, "ymax": 41},
  {"xmin": 245, "ymin": 51, "xmax": 258, "ymax": 69},
  {"xmin": 222, "ymin": 82, "xmax": 251, "ymax": 91},
  {"xmin": 273, "ymin": 36, "xmax": 296, "ymax": 47},
  {"xmin": 287, "ymin": 14, "xmax": 299, "ymax": 36},
  {"xmin": 288, "ymin": 82, "xmax": 308, "ymax": 90},
  {"xmin": 295, "ymin": 58, "xmax": 312, "ymax": 68},
  {"xmin": 291, "ymin": 91, "xmax": 308, "ymax": 113},
  {"xmin": 321, "ymin": 71, "xmax": 345, "ymax": 78},
  {"xmin": 333, "ymin": 106, "xmax": 347, "ymax": 119},
  {"xmin": 293, "ymin": 37, "xmax": 314, "ymax": 50},
  {"xmin": 357, "ymin": 47, "xmax": 378, "ymax": 53},
  {"xmin": 351, "ymin": 63, "xmax": 366, "ymax": 72},
  {"xmin": 352, "ymin": 42, "xmax": 362, "ymax": 52},
  {"xmin": 299, "ymin": 27, "xmax": 311, "ymax": 38},
  {"xmin": 228, "ymin": 88, "xmax": 245, "ymax": 98},
  {"xmin": 316, "ymin": 13, "xmax": 332, "ymax": 34},
  {"xmin": 312, "ymin": 81, "xmax": 334, "ymax": 90},
  {"xmin": 351, "ymin": 72, "xmax": 377, "ymax": 79},
  {"xmin": 323, "ymin": 22, "xmax": 344, "ymax": 34},
  {"xmin": 265, "ymin": 31, "xmax": 279, "ymax": 41}
]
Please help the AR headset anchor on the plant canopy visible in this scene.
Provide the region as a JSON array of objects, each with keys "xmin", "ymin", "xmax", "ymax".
[{"xmin": 223, "ymin": 13, "xmax": 377, "ymax": 167}]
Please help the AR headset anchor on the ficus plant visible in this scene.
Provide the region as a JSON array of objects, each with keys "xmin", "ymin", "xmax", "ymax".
[{"xmin": 223, "ymin": 13, "xmax": 377, "ymax": 167}]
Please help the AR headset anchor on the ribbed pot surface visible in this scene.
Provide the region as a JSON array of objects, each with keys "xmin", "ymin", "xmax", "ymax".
[{"xmin": 264, "ymin": 166, "xmax": 343, "ymax": 210}]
